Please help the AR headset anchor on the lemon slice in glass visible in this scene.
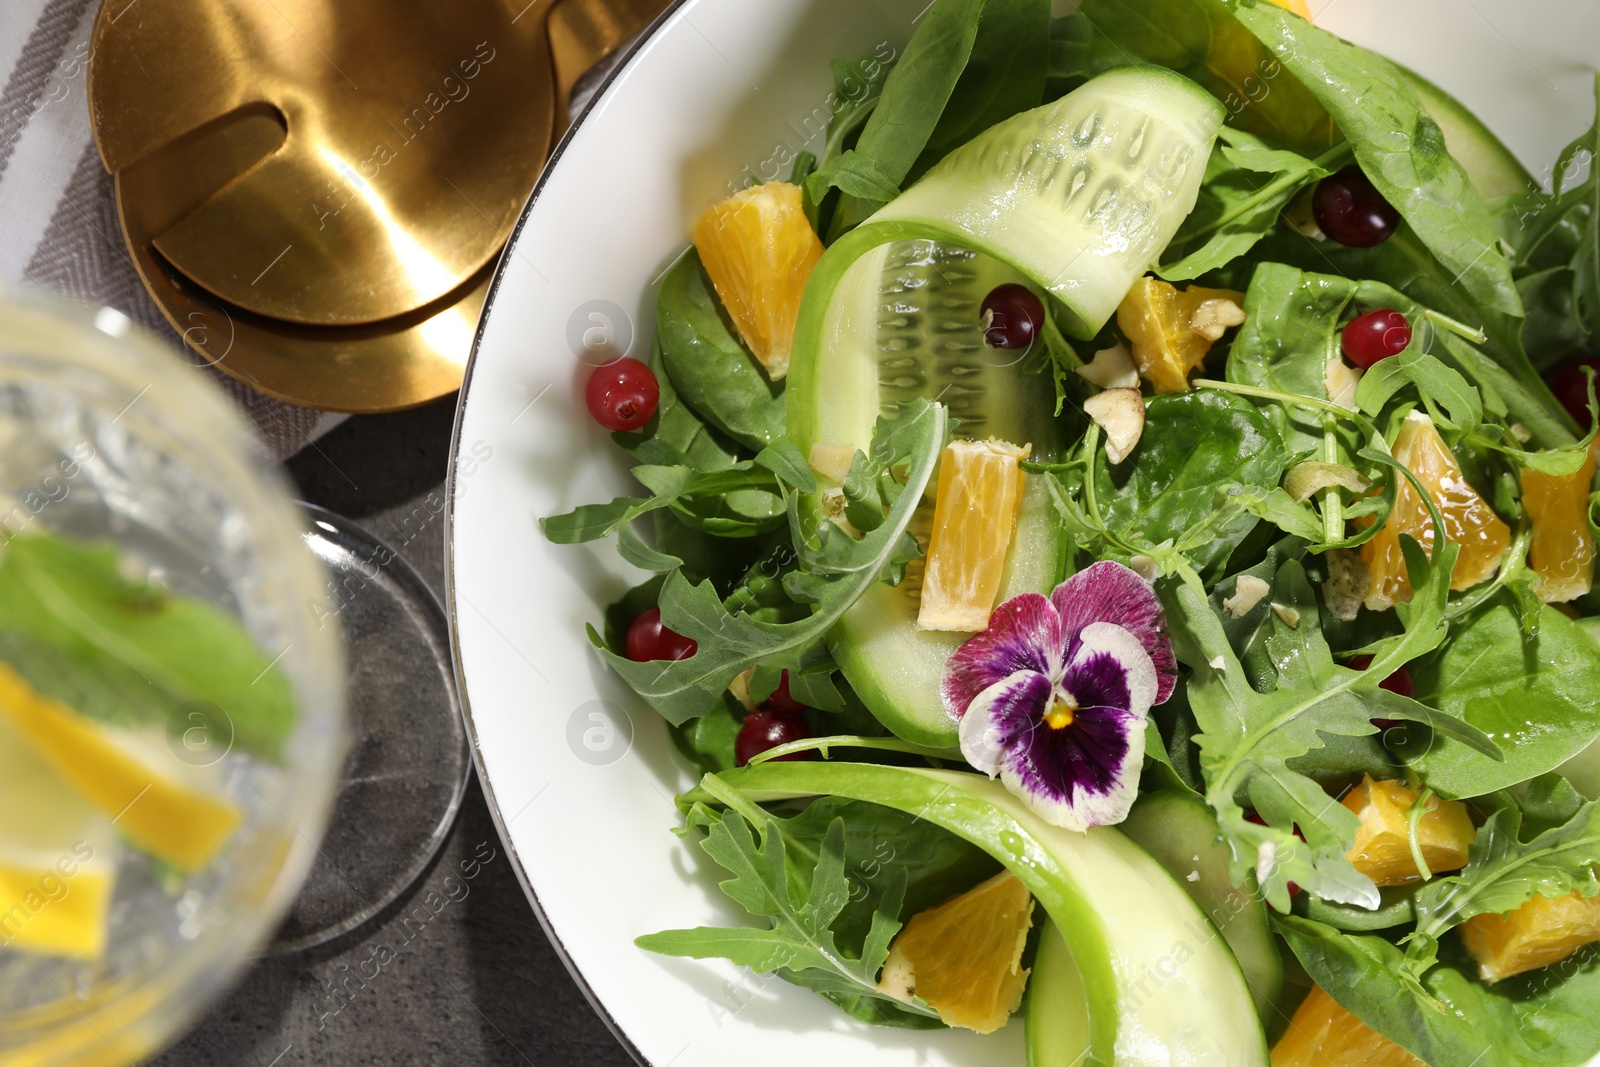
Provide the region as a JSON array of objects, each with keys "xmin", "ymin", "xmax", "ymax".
[
  {"xmin": 0, "ymin": 711, "xmax": 117, "ymax": 959},
  {"xmin": 0, "ymin": 665, "xmax": 241, "ymax": 872}
]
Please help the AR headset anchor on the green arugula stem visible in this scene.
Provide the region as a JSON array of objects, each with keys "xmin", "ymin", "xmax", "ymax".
[
  {"xmin": 1174, "ymin": 142, "xmax": 1353, "ymax": 244},
  {"xmin": 1320, "ymin": 417, "xmax": 1346, "ymax": 545},
  {"xmin": 1405, "ymin": 787, "xmax": 1436, "ymax": 883},
  {"xmin": 751, "ymin": 734, "xmax": 959, "ymax": 765},
  {"xmin": 1444, "ymin": 524, "xmax": 1533, "ymax": 621},
  {"xmin": 1419, "ymin": 309, "xmax": 1488, "ymax": 346},
  {"xmin": 1193, "ymin": 378, "xmax": 1354, "ymax": 419}
]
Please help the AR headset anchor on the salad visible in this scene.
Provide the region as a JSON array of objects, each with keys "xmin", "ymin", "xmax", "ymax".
[{"xmin": 543, "ymin": 0, "xmax": 1600, "ymax": 1063}]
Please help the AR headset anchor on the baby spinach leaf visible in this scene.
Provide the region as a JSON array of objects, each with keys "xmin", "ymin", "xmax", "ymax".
[
  {"xmin": 669, "ymin": 692, "xmax": 744, "ymax": 775},
  {"xmin": 592, "ymin": 401, "xmax": 947, "ymax": 725},
  {"xmin": 1405, "ymin": 799, "xmax": 1600, "ymax": 980},
  {"xmin": 1405, "ymin": 599, "xmax": 1600, "ymax": 798},
  {"xmin": 820, "ymin": 56, "xmax": 895, "ymax": 165},
  {"xmin": 817, "ymin": 0, "xmax": 987, "ymax": 228},
  {"xmin": 612, "ymin": 338, "xmax": 738, "ymax": 472},
  {"xmin": 1278, "ymin": 913, "xmax": 1600, "ymax": 1067},
  {"xmin": 1226, "ymin": 2, "xmax": 1520, "ymax": 323},
  {"xmin": 657, "ymin": 252, "xmax": 785, "ymax": 451},
  {"xmin": 1073, "ymin": 0, "xmax": 1335, "ymax": 152},
  {"xmin": 1166, "ymin": 553, "xmax": 1498, "ymax": 910},
  {"xmin": 914, "ymin": 0, "xmax": 1049, "ymax": 178},
  {"xmin": 1098, "ymin": 389, "xmax": 1288, "ymax": 572},
  {"xmin": 0, "ymin": 534, "xmax": 296, "ymax": 758},
  {"xmin": 638, "ymin": 790, "xmax": 939, "ymax": 1028}
]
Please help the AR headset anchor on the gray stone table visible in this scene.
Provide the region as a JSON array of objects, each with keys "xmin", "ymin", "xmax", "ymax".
[{"xmin": 154, "ymin": 398, "xmax": 635, "ymax": 1067}]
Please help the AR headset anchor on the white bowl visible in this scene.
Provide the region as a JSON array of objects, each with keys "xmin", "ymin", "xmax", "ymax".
[{"xmin": 447, "ymin": 2, "xmax": 1600, "ymax": 1063}]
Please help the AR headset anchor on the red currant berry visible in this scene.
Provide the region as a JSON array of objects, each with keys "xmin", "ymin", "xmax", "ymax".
[
  {"xmin": 1313, "ymin": 165, "xmax": 1401, "ymax": 248},
  {"xmin": 624, "ymin": 606, "xmax": 697, "ymax": 662},
  {"xmin": 980, "ymin": 284, "xmax": 1045, "ymax": 350},
  {"xmin": 1550, "ymin": 356, "xmax": 1600, "ymax": 431},
  {"xmin": 1341, "ymin": 310, "xmax": 1412, "ymax": 369},
  {"xmin": 735, "ymin": 710, "xmax": 812, "ymax": 766},
  {"xmin": 761, "ymin": 671, "xmax": 808, "ymax": 716},
  {"xmin": 586, "ymin": 358, "xmax": 659, "ymax": 432},
  {"xmin": 1349, "ymin": 654, "xmax": 1415, "ymax": 733}
]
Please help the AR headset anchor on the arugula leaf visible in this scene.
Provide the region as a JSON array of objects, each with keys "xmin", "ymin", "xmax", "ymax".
[
  {"xmin": 1404, "ymin": 798, "xmax": 1600, "ymax": 978},
  {"xmin": 1402, "ymin": 600, "xmax": 1600, "ymax": 798},
  {"xmin": 0, "ymin": 534, "xmax": 296, "ymax": 758},
  {"xmin": 1353, "ymin": 347, "xmax": 1482, "ymax": 435},
  {"xmin": 1159, "ymin": 127, "xmax": 1340, "ymax": 281},
  {"xmin": 669, "ymin": 692, "xmax": 744, "ymax": 775},
  {"xmin": 1098, "ymin": 389, "xmax": 1289, "ymax": 573},
  {"xmin": 1278, "ymin": 913, "xmax": 1600, "ymax": 1067},
  {"xmin": 541, "ymin": 463, "xmax": 785, "ymax": 544},
  {"xmin": 1165, "ymin": 553, "xmax": 1498, "ymax": 910},
  {"xmin": 1226, "ymin": 1, "xmax": 1520, "ymax": 323},
  {"xmin": 657, "ymin": 252, "xmax": 786, "ymax": 450},
  {"xmin": 591, "ymin": 401, "xmax": 946, "ymax": 725},
  {"xmin": 637, "ymin": 782, "xmax": 940, "ymax": 1028}
]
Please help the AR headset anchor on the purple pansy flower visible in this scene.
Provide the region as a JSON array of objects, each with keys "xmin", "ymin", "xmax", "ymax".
[{"xmin": 942, "ymin": 561, "xmax": 1179, "ymax": 832}]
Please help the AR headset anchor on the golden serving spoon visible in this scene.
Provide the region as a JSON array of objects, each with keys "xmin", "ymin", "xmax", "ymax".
[{"xmin": 89, "ymin": 0, "xmax": 668, "ymax": 411}]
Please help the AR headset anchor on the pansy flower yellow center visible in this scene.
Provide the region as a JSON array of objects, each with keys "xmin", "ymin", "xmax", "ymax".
[{"xmin": 1044, "ymin": 694, "xmax": 1078, "ymax": 730}]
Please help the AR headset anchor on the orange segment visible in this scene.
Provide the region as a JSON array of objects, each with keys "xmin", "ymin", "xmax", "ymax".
[
  {"xmin": 1271, "ymin": 985, "xmax": 1424, "ymax": 1067},
  {"xmin": 1341, "ymin": 775, "xmax": 1474, "ymax": 887},
  {"xmin": 1460, "ymin": 890, "xmax": 1600, "ymax": 983},
  {"xmin": 917, "ymin": 439, "xmax": 1029, "ymax": 632},
  {"xmin": 877, "ymin": 870, "xmax": 1034, "ymax": 1033},
  {"xmin": 1522, "ymin": 449, "xmax": 1596, "ymax": 603},
  {"xmin": 691, "ymin": 182, "xmax": 824, "ymax": 381},
  {"xmin": 1267, "ymin": 0, "xmax": 1313, "ymax": 17},
  {"xmin": 1361, "ymin": 412, "xmax": 1511, "ymax": 611},
  {"xmin": 1116, "ymin": 278, "xmax": 1246, "ymax": 393}
]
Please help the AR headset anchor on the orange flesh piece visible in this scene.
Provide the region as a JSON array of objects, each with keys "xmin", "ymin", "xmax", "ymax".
[
  {"xmin": 1522, "ymin": 448, "xmax": 1596, "ymax": 603},
  {"xmin": 1267, "ymin": 0, "xmax": 1313, "ymax": 17},
  {"xmin": 1460, "ymin": 890, "xmax": 1600, "ymax": 983},
  {"xmin": 917, "ymin": 440, "xmax": 1027, "ymax": 633},
  {"xmin": 1360, "ymin": 414, "xmax": 1511, "ymax": 610},
  {"xmin": 691, "ymin": 182, "xmax": 823, "ymax": 381},
  {"xmin": 880, "ymin": 870, "xmax": 1033, "ymax": 1033},
  {"xmin": 1116, "ymin": 277, "xmax": 1246, "ymax": 394},
  {"xmin": 1341, "ymin": 775, "xmax": 1474, "ymax": 887},
  {"xmin": 1271, "ymin": 985, "xmax": 1425, "ymax": 1067}
]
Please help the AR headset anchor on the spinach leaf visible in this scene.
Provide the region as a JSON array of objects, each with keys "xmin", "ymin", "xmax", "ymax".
[
  {"xmin": 1278, "ymin": 913, "xmax": 1600, "ymax": 1067},
  {"xmin": 1165, "ymin": 552, "xmax": 1498, "ymax": 909},
  {"xmin": 612, "ymin": 338, "xmax": 738, "ymax": 472},
  {"xmin": 1159, "ymin": 127, "xmax": 1339, "ymax": 281},
  {"xmin": 819, "ymin": 56, "xmax": 895, "ymax": 165},
  {"xmin": 1226, "ymin": 2, "xmax": 1520, "ymax": 323},
  {"xmin": 1098, "ymin": 389, "xmax": 1288, "ymax": 572},
  {"xmin": 1404, "ymin": 599, "xmax": 1600, "ymax": 798},
  {"xmin": 914, "ymin": 0, "xmax": 1049, "ymax": 178},
  {"xmin": 0, "ymin": 534, "xmax": 296, "ymax": 759},
  {"xmin": 1072, "ymin": 0, "xmax": 1336, "ymax": 152},
  {"xmin": 638, "ymin": 788, "xmax": 939, "ymax": 1028},
  {"xmin": 592, "ymin": 401, "xmax": 946, "ymax": 724},
  {"xmin": 669, "ymin": 691, "xmax": 743, "ymax": 774},
  {"xmin": 657, "ymin": 252, "xmax": 785, "ymax": 451},
  {"xmin": 1405, "ymin": 798, "xmax": 1600, "ymax": 979},
  {"xmin": 813, "ymin": 0, "xmax": 987, "ymax": 228}
]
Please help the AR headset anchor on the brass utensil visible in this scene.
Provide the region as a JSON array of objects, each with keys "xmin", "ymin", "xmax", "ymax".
[{"xmin": 88, "ymin": 0, "xmax": 668, "ymax": 412}]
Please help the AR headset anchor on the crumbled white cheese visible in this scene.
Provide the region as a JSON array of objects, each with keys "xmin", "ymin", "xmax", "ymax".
[
  {"xmin": 1208, "ymin": 655, "xmax": 1227, "ymax": 671},
  {"xmin": 1222, "ymin": 575, "xmax": 1270, "ymax": 618},
  {"xmin": 1510, "ymin": 423, "xmax": 1533, "ymax": 444},
  {"xmin": 1075, "ymin": 343, "xmax": 1140, "ymax": 390},
  {"xmin": 1271, "ymin": 602, "xmax": 1302, "ymax": 628},
  {"xmin": 1186, "ymin": 871, "xmax": 1201, "ymax": 883},
  {"xmin": 1084, "ymin": 388, "xmax": 1145, "ymax": 464}
]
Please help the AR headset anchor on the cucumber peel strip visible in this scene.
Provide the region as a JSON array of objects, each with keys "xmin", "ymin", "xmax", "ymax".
[{"xmin": 702, "ymin": 761, "xmax": 1268, "ymax": 1067}]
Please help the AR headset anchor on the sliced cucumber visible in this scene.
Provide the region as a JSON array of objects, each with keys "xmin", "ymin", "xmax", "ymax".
[
  {"xmin": 1119, "ymin": 790, "xmax": 1283, "ymax": 1022},
  {"xmin": 791, "ymin": 66, "xmax": 1223, "ymax": 747},
  {"xmin": 801, "ymin": 239, "xmax": 1065, "ymax": 749},
  {"xmin": 720, "ymin": 762, "xmax": 1268, "ymax": 1066},
  {"xmin": 1027, "ymin": 918, "xmax": 1089, "ymax": 1067},
  {"xmin": 1401, "ymin": 65, "xmax": 1532, "ymax": 201}
]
